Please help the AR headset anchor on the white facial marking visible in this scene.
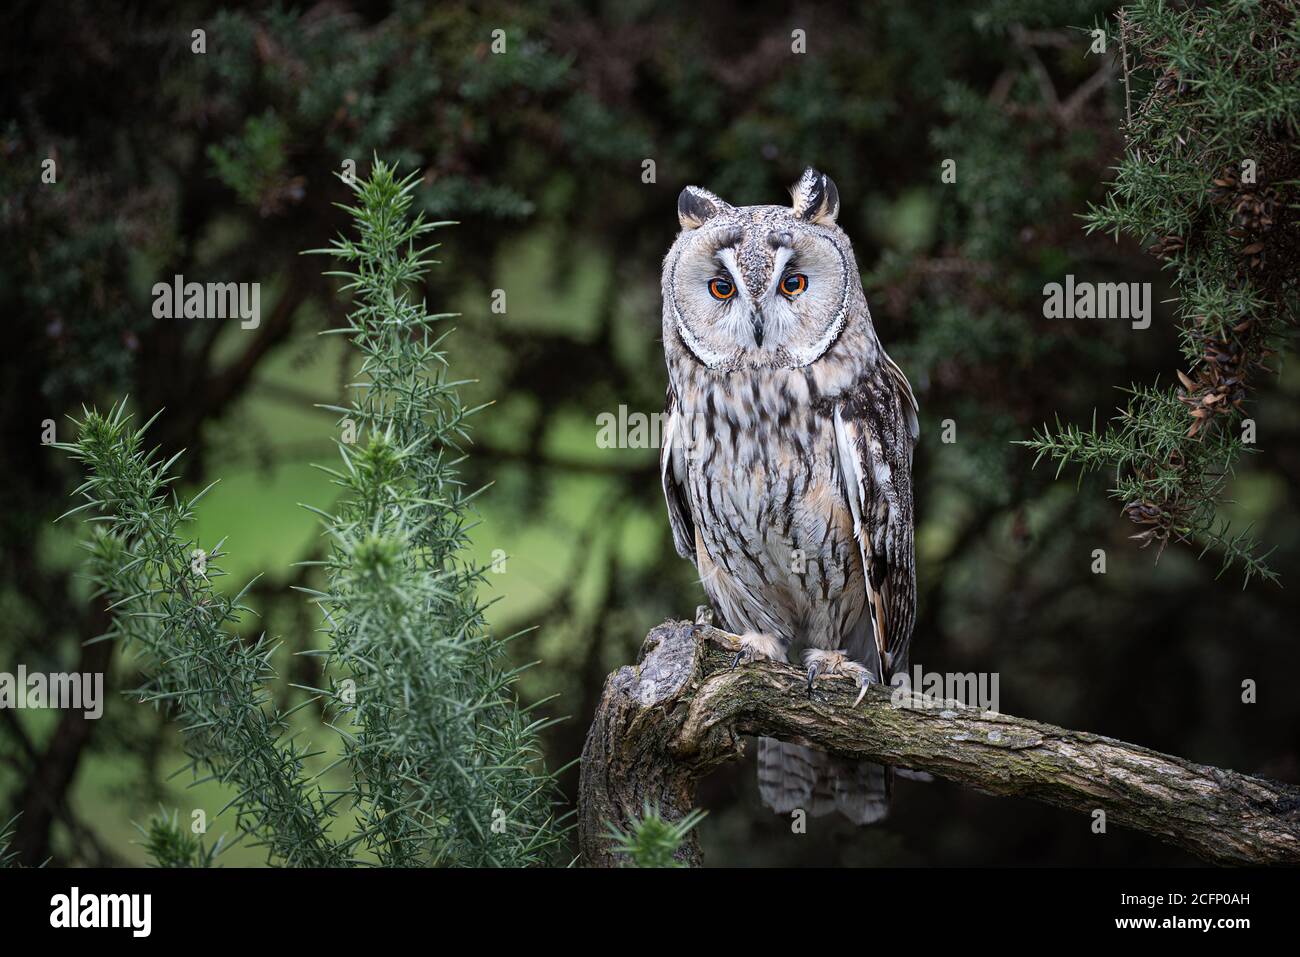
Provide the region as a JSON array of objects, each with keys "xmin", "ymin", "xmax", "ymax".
[
  {"xmin": 767, "ymin": 246, "xmax": 795, "ymax": 298},
  {"xmin": 717, "ymin": 248, "xmax": 752, "ymax": 302}
]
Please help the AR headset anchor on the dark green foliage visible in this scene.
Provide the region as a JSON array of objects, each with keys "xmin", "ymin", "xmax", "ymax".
[
  {"xmin": 0, "ymin": 119, "xmax": 137, "ymax": 404},
  {"xmin": 201, "ymin": 4, "xmax": 570, "ymax": 220},
  {"xmin": 1025, "ymin": 0, "xmax": 1298, "ymax": 582},
  {"xmin": 206, "ymin": 110, "xmax": 297, "ymax": 215}
]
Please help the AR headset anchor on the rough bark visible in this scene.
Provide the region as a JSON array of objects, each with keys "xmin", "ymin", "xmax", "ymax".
[{"xmin": 578, "ymin": 617, "xmax": 1300, "ymax": 867}]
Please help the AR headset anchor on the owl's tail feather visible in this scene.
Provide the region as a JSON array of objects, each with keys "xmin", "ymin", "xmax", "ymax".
[{"xmin": 757, "ymin": 737, "xmax": 890, "ymax": 825}]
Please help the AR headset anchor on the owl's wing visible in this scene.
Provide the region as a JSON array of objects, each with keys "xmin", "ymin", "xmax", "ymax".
[
  {"xmin": 832, "ymin": 352, "xmax": 919, "ymax": 677},
  {"xmin": 661, "ymin": 386, "xmax": 697, "ymax": 560}
]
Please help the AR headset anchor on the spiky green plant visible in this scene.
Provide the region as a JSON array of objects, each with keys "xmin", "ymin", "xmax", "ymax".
[
  {"xmin": 299, "ymin": 159, "xmax": 569, "ymax": 866},
  {"xmin": 135, "ymin": 807, "xmax": 222, "ymax": 868},
  {"xmin": 56, "ymin": 409, "xmax": 348, "ymax": 867},
  {"xmin": 604, "ymin": 803, "xmax": 707, "ymax": 868},
  {"xmin": 53, "ymin": 160, "xmax": 568, "ymax": 867},
  {"xmin": 1024, "ymin": 0, "xmax": 1298, "ymax": 584}
]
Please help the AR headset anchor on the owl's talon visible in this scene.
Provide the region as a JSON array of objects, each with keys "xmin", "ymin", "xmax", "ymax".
[
  {"xmin": 803, "ymin": 649, "xmax": 876, "ymax": 705},
  {"xmin": 805, "ymin": 661, "xmax": 824, "ymax": 694},
  {"xmin": 851, "ymin": 667, "xmax": 877, "ymax": 706},
  {"xmin": 854, "ymin": 678, "xmax": 871, "ymax": 707},
  {"xmin": 730, "ymin": 631, "xmax": 785, "ymax": 669}
]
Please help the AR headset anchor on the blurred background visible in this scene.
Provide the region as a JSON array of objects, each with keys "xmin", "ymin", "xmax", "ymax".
[{"xmin": 3, "ymin": 0, "xmax": 1298, "ymax": 866}]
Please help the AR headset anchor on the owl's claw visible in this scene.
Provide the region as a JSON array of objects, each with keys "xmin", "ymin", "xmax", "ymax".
[
  {"xmin": 853, "ymin": 675, "xmax": 872, "ymax": 706},
  {"xmin": 803, "ymin": 649, "xmax": 876, "ymax": 706},
  {"xmin": 730, "ymin": 631, "xmax": 785, "ymax": 669},
  {"xmin": 805, "ymin": 659, "xmax": 828, "ymax": 695}
]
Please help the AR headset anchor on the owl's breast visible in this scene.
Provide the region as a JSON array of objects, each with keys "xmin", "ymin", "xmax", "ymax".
[{"xmin": 676, "ymin": 369, "xmax": 865, "ymax": 642}]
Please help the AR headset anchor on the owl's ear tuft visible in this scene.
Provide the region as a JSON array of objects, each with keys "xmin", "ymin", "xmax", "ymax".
[
  {"xmin": 677, "ymin": 186, "xmax": 730, "ymax": 231},
  {"xmin": 790, "ymin": 168, "xmax": 840, "ymax": 225}
]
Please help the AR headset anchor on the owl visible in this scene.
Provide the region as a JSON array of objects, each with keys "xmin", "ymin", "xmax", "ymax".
[{"xmin": 659, "ymin": 168, "xmax": 919, "ymax": 824}]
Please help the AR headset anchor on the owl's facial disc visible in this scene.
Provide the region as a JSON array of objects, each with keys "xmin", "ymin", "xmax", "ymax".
[{"xmin": 670, "ymin": 216, "xmax": 850, "ymax": 368}]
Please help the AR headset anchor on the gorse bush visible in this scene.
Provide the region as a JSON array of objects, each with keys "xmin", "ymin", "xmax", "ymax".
[
  {"xmin": 54, "ymin": 160, "xmax": 568, "ymax": 867},
  {"xmin": 603, "ymin": 804, "xmax": 706, "ymax": 869},
  {"xmin": 302, "ymin": 161, "xmax": 569, "ymax": 865},
  {"xmin": 64, "ymin": 420, "xmax": 348, "ymax": 867},
  {"xmin": 1025, "ymin": 0, "xmax": 1299, "ymax": 583},
  {"xmin": 135, "ymin": 808, "xmax": 220, "ymax": 868}
]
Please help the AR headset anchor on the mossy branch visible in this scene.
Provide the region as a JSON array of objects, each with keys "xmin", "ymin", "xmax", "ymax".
[{"xmin": 580, "ymin": 619, "xmax": 1300, "ymax": 867}]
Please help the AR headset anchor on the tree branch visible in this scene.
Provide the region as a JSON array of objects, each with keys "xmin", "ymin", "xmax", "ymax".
[{"xmin": 578, "ymin": 618, "xmax": 1300, "ymax": 867}]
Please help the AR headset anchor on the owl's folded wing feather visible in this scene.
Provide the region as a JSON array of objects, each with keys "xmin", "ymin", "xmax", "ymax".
[
  {"xmin": 831, "ymin": 353, "xmax": 919, "ymax": 677},
  {"xmin": 661, "ymin": 387, "xmax": 697, "ymax": 560}
]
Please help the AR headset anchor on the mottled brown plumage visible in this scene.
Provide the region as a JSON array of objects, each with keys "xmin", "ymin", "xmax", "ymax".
[{"xmin": 659, "ymin": 169, "xmax": 918, "ymax": 823}]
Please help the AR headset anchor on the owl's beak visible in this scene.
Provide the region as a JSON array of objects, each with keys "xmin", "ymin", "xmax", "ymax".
[{"xmin": 751, "ymin": 315, "xmax": 765, "ymax": 348}]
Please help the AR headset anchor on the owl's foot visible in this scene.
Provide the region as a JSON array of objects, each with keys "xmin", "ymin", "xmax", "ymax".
[
  {"xmin": 730, "ymin": 631, "xmax": 785, "ymax": 669},
  {"xmin": 804, "ymin": 649, "xmax": 876, "ymax": 705}
]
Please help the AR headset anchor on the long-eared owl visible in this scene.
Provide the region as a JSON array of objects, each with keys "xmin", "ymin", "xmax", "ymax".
[{"xmin": 659, "ymin": 168, "xmax": 919, "ymax": 823}]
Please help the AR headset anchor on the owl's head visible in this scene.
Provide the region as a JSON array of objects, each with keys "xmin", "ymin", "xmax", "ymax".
[{"xmin": 663, "ymin": 167, "xmax": 862, "ymax": 370}]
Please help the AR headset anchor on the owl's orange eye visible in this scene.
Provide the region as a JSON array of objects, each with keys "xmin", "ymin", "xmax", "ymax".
[
  {"xmin": 781, "ymin": 273, "xmax": 808, "ymax": 297},
  {"xmin": 708, "ymin": 277, "xmax": 735, "ymax": 300}
]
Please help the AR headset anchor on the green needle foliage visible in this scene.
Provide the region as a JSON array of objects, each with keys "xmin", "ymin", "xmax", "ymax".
[
  {"xmin": 56, "ymin": 406, "xmax": 348, "ymax": 867},
  {"xmin": 604, "ymin": 804, "xmax": 707, "ymax": 868},
  {"xmin": 53, "ymin": 160, "xmax": 567, "ymax": 867},
  {"xmin": 300, "ymin": 159, "xmax": 568, "ymax": 866},
  {"xmin": 0, "ymin": 815, "xmax": 19, "ymax": 868},
  {"xmin": 1024, "ymin": 0, "xmax": 1298, "ymax": 584},
  {"xmin": 135, "ymin": 808, "xmax": 221, "ymax": 868}
]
